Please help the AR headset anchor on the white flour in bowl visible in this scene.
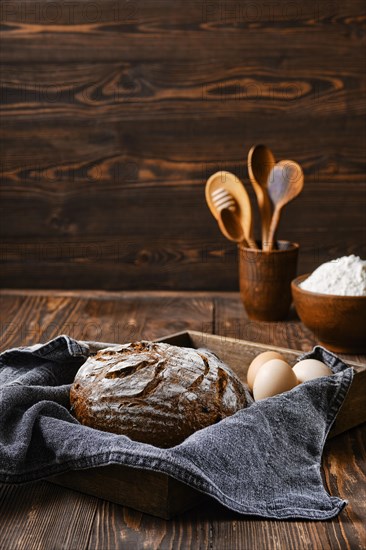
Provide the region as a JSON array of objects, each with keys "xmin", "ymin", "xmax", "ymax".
[{"xmin": 300, "ymin": 255, "xmax": 366, "ymax": 296}]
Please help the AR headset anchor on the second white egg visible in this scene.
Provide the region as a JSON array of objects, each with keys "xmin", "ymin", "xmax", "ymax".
[
  {"xmin": 253, "ymin": 359, "xmax": 298, "ymax": 401},
  {"xmin": 246, "ymin": 350, "xmax": 284, "ymax": 391}
]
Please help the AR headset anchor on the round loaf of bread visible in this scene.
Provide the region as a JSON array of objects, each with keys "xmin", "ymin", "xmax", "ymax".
[{"xmin": 70, "ymin": 341, "xmax": 247, "ymax": 448}]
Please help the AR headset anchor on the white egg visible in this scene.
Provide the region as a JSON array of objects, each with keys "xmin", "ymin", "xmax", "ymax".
[
  {"xmin": 246, "ymin": 351, "xmax": 284, "ymax": 391},
  {"xmin": 293, "ymin": 359, "xmax": 332, "ymax": 383},
  {"xmin": 253, "ymin": 359, "xmax": 298, "ymax": 401}
]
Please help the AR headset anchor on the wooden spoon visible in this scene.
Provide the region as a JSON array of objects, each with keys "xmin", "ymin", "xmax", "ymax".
[
  {"xmin": 205, "ymin": 171, "xmax": 258, "ymax": 248},
  {"xmin": 248, "ymin": 144, "xmax": 275, "ymax": 247},
  {"xmin": 266, "ymin": 160, "xmax": 304, "ymax": 251}
]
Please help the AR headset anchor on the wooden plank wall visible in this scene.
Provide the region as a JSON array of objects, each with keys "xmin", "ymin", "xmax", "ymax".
[{"xmin": 0, "ymin": 0, "xmax": 365, "ymax": 290}]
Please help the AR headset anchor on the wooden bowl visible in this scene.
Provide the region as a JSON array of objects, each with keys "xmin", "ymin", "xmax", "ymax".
[{"xmin": 291, "ymin": 274, "xmax": 366, "ymax": 353}]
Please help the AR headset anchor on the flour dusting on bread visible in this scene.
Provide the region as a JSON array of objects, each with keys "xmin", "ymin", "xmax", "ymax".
[{"xmin": 70, "ymin": 341, "xmax": 247, "ymax": 448}]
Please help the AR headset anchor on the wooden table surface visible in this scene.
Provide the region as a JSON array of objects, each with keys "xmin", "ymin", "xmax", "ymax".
[{"xmin": 0, "ymin": 289, "xmax": 365, "ymax": 550}]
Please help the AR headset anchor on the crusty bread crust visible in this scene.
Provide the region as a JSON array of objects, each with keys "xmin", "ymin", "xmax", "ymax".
[{"xmin": 70, "ymin": 341, "xmax": 247, "ymax": 448}]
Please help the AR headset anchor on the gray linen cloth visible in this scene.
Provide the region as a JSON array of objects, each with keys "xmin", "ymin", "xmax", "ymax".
[{"xmin": 0, "ymin": 335, "xmax": 354, "ymax": 520}]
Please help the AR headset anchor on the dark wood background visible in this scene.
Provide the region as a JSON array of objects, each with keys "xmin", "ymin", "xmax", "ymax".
[{"xmin": 1, "ymin": 0, "xmax": 365, "ymax": 290}]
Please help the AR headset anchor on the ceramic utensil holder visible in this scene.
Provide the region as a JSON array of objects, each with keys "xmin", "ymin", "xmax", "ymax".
[{"xmin": 238, "ymin": 241, "xmax": 299, "ymax": 321}]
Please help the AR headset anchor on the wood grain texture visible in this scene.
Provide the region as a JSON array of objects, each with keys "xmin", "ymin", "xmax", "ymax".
[
  {"xmin": 87, "ymin": 499, "xmax": 212, "ymax": 550},
  {"xmin": 0, "ymin": 290, "xmax": 213, "ymax": 349},
  {"xmin": 1, "ymin": 0, "xmax": 365, "ymax": 65},
  {"xmin": 323, "ymin": 428, "xmax": 366, "ymax": 550},
  {"xmin": 0, "ymin": 0, "xmax": 365, "ymax": 289},
  {"xmin": 0, "ymin": 481, "xmax": 98, "ymax": 550},
  {"xmin": 0, "ymin": 290, "xmax": 365, "ymax": 549},
  {"xmin": 1, "ymin": 62, "xmax": 365, "ymax": 119}
]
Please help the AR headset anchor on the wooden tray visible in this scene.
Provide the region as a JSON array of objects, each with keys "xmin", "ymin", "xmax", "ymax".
[{"xmin": 49, "ymin": 331, "xmax": 366, "ymax": 519}]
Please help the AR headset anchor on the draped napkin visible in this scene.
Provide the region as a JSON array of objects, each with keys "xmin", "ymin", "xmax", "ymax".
[{"xmin": 0, "ymin": 336, "xmax": 353, "ymax": 520}]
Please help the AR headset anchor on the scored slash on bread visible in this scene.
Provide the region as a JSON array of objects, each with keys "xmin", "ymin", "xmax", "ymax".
[{"xmin": 70, "ymin": 341, "xmax": 248, "ymax": 448}]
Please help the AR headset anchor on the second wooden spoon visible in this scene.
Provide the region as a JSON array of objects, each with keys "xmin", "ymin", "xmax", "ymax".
[{"xmin": 267, "ymin": 160, "xmax": 304, "ymax": 251}]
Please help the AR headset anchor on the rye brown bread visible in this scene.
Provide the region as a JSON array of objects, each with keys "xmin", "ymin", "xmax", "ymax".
[{"xmin": 70, "ymin": 341, "xmax": 247, "ymax": 448}]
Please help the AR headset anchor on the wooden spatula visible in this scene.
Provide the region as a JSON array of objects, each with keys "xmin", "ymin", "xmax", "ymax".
[{"xmin": 205, "ymin": 171, "xmax": 258, "ymax": 249}]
